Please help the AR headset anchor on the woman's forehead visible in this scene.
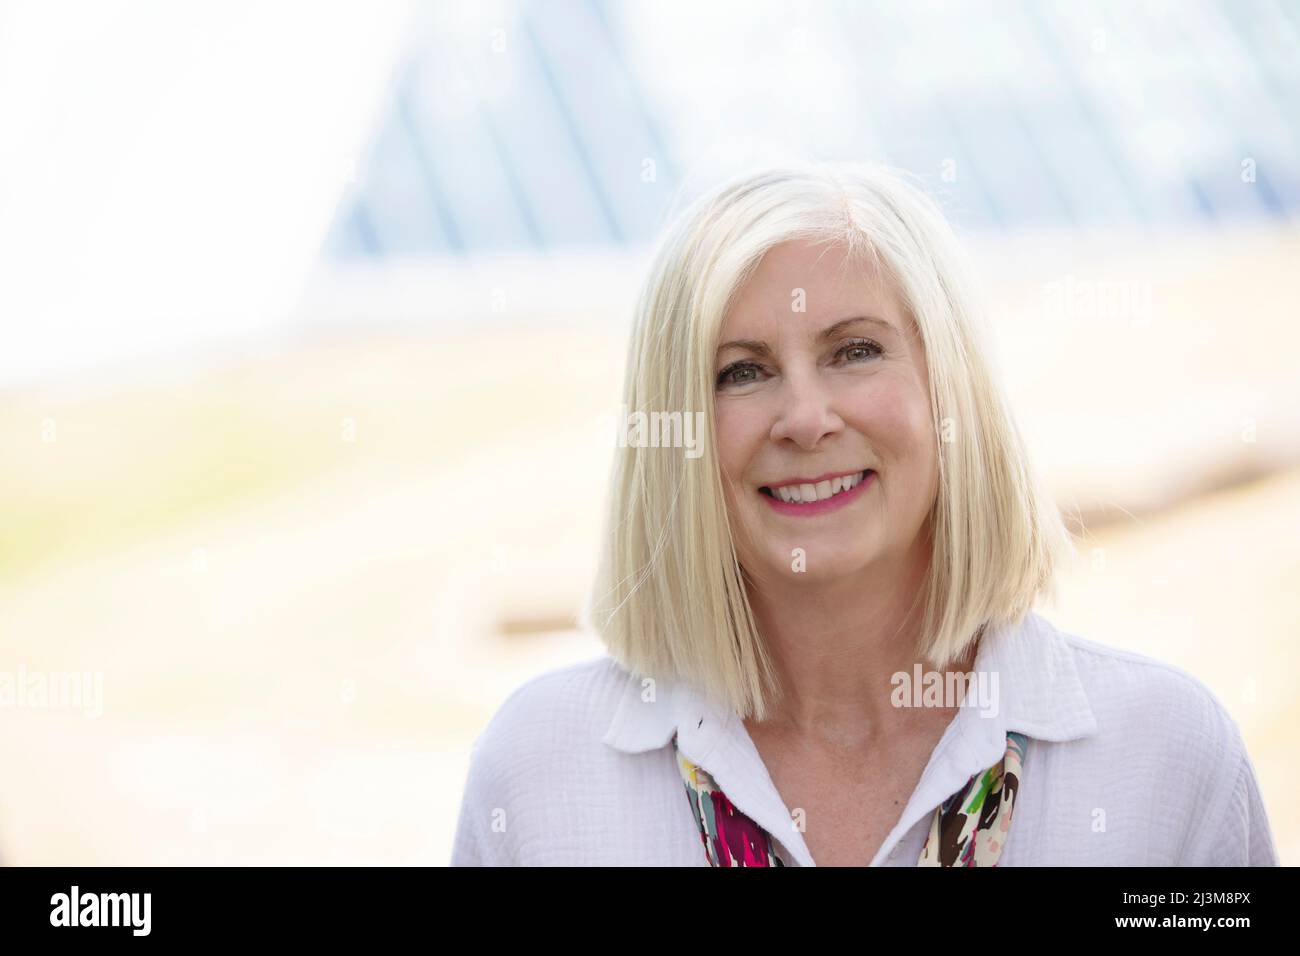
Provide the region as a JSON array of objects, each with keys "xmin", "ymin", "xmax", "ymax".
[{"xmin": 722, "ymin": 273, "xmax": 902, "ymax": 341}]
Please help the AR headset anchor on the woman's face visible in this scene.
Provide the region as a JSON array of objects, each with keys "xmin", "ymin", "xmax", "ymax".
[{"xmin": 713, "ymin": 239, "xmax": 939, "ymax": 583}]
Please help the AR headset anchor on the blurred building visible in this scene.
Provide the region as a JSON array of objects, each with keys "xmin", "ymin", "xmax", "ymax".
[{"xmin": 325, "ymin": 0, "xmax": 1300, "ymax": 263}]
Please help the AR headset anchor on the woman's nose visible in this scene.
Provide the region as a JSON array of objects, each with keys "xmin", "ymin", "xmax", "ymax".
[{"xmin": 768, "ymin": 373, "xmax": 843, "ymax": 450}]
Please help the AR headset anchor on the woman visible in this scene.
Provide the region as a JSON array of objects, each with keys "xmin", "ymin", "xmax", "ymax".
[{"xmin": 450, "ymin": 162, "xmax": 1278, "ymax": 866}]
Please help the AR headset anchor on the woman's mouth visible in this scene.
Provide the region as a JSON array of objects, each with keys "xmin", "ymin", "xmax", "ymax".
[{"xmin": 758, "ymin": 469, "xmax": 876, "ymax": 516}]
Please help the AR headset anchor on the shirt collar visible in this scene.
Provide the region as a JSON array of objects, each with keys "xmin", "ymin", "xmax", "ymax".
[{"xmin": 601, "ymin": 610, "xmax": 1098, "ymax": 755}]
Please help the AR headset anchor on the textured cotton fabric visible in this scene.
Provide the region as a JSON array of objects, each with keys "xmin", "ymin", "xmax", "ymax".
[{"xmin": 450, "ymin": 611, "xmax": 1278, "ymax": 866}]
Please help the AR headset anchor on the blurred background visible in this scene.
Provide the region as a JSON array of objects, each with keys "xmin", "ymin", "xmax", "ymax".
[{"xmin": 0, "ymin": 0, "xmax": 1297, "ymax": 865}]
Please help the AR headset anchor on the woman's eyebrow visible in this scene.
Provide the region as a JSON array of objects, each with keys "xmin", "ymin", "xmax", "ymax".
[{"xmin": 716, "ymin": 315, "xmax": 894, "ymax": 356}]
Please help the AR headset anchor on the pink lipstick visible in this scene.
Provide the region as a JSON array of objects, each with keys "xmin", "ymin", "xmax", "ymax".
[{"xmin": 758, "ymin": 469, "xmax": 876, "ymax": 517}]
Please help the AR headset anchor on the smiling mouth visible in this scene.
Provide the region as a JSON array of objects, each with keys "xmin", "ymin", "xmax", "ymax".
[{"xmin": 759, "ymin": 470, "xmax": 874, "ymax": 504}]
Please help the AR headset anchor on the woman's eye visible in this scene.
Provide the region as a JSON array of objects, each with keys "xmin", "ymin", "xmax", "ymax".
[
  {"xmin": 838, "ymin": 339, "xmax": 883, "ymax": 363},
  {"xmin": 717, "ymin": 342, "xmax": 881, "ymax": 388},
  {"xmin": 716, "ymin": 362, "xmax": 761, "ymax": 388}
]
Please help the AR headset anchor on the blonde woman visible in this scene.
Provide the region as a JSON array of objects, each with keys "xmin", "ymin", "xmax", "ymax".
[{"xmin": 450, "ymin": 163, "xmax": 1277, "ymax": 867}]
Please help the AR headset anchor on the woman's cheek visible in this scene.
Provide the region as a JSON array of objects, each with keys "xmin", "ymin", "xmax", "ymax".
[
  {"xmin": 714, "ymin": 408, "xmax": 759, "ymax": 480},
  {"xmin": 859, "ymin": 381, "xmax": 930, "ymax": 449}
]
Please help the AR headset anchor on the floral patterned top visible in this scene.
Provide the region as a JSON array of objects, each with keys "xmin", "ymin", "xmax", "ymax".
[{"xmin": 673, "ymin": 730, "xmax": 1028, "ymax": 867}]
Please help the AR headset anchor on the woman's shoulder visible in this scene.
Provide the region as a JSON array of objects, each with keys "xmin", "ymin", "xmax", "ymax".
[
  {"xmin": 473, "ymin": 654, "xmax": 633, "ymax": 760},
  {"xmin": 450, "ymin": 654, "xmax": 639, "ymax": 865},
  {"xmin": 457, "ymin": 654, "xmax": 636, "ymax": 807},
  {"xmin": 1030, "ymin": 614, "xmax": 1276, "ymax": 864},
  {"xmin": 1043, "ymin": 616, "xmax": 1247, "ymax": 752}
]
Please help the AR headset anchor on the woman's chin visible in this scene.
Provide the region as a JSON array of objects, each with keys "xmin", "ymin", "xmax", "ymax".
[{"xmin": 758, "ymin": 547, "xmax": 877, "ymax": 581}]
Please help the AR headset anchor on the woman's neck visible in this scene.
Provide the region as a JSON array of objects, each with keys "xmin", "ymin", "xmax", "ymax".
[{"xmin": 743, "ymin": 540, "xmax": 975, "ymax": 746}]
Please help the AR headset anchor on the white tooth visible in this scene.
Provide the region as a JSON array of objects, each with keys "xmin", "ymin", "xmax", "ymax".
[
  {"xmin": 799, "ymin": 483, "xmax": 817, "ymax": 500},
  {"xmin": 815, "ymin": 480, "xmax": 833, "ymax": 500},
  {"xmin": 831, "ymin": 476, "xmax": 843, "ymax": 494},
  {"xmin": 778, "ymin": 486, "xmax": 795, "ymax": 503},
  {"xmin": 846, "ymin": 472, "xmax": 861, "ymax": 489}
]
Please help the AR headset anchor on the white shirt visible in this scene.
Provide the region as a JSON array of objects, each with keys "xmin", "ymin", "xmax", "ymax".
[{"xmin": 450, "ymin": 611, "xmax": 1278, "ymax": 866}]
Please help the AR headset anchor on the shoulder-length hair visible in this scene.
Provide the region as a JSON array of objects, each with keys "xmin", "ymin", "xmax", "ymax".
[{"xmin": 581, "ymin": 161, "xmax": 1073, "ymax": 722}]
